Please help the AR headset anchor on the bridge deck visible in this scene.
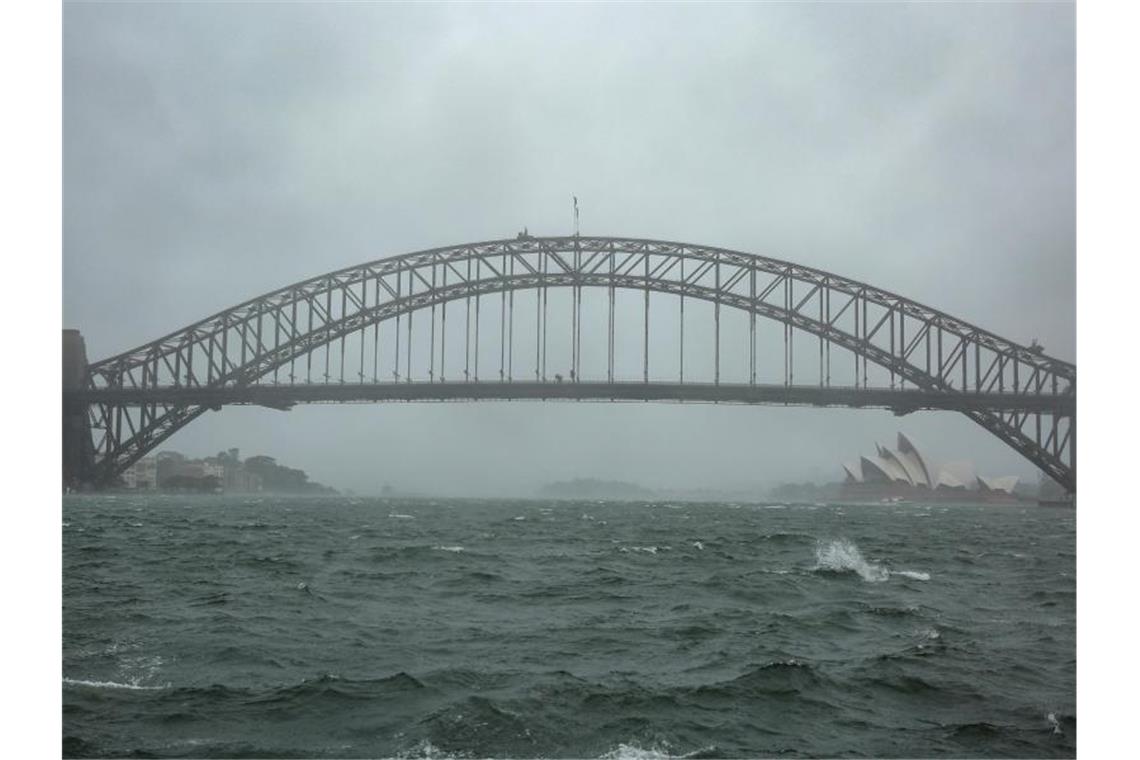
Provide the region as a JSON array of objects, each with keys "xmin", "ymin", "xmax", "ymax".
[{"xmin": 70, "ymin": 381, "xmax": 1074, "ymax": 415}]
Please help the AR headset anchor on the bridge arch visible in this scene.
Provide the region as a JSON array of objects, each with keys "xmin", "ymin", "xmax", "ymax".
[{"xmin": 70, "ymin": 236, "xmax": 1075, "ymax": 492}]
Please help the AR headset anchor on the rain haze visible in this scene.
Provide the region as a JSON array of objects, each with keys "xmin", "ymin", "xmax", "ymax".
[{"xmin": 63, "ymin": 2, "xmax": 1074, "ymax": 497}]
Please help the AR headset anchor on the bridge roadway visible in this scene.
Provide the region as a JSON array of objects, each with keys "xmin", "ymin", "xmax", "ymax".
[{"xmin": 71, "ymin": 381, "xmax": 1075, "ymax": 415}]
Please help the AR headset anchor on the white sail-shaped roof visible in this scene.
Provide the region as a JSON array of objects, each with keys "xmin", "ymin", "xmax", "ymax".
[
  {"xmin": 860, "ymin": 456, "xmax": 893, "ymax": 483},
  {"xmin": 939, "ymin": 460, "xmax": 976, "ymax": 486},
  {"xmin": 841, "ymin": 433, "xmax": 1002, "ymax": 492},
  {"xmin": 977, "ymin": 475, "xmax": 1020, "ymax": 494},
  {"xmin": 935, "ymin": 471, "xmax": 967, "ymax": 490},
  {"xmin": 896, "ymin": 433, "xmax": 933, "ymax": 487},
  {"xmin": 861, "ymin": 455, "xmax": 908, "ymax": 483},
  {"xmin": 880, "ymin": 445, "xmax": 920, "ymax": 486},
  {"xmin": 879, "ymin": 451, "xmax": 910, "ymax": 482}
]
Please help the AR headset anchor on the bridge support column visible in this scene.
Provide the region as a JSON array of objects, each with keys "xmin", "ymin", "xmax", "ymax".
[{"xmin": 63, "ymin": 329, "xmax": 94, "ymax": 490}]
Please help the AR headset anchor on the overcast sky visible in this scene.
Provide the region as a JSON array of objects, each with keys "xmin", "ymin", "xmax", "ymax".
[{"xmin": 63, "ymin": 1, "xmax": 1074, "ymax": 496}]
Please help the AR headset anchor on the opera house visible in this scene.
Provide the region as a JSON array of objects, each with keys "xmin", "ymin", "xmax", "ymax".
[{"xmin": 841, "ymin": 433, "xmax": 1021, "ymax": 502}]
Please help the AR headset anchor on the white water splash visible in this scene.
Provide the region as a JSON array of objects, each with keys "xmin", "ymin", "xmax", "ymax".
[
  {"xmin": 600, "ymin": 744, "xmax": 673, "ymax": 760},
  {"xmin": 619, "ymin": 546, "xmax": 659, "ymax": 554},
  {"xmin": 119, "ymin": 653, "xmax": 167, "ymax": 683},
  {"xmin": 892, "ymin": 569, "xmax": 931, "ymax": 581},
  {"xmin": 692, "ymin": 541, "xmax": 704, "ymax": 551},
  {"xmin": 433, "ymin": 545, "xmax": 464, "ymax": 553},
  {"xmin": 916, "ymin": 627, "xmax": 941, "ymax": 647},
  {"xmin": 1047, "ymin": 712, "xmax": 1063, "ymax": 735},
  {"xmin": 388, "ymin": 513, "xmax": 415, "ymax": 519},
  {"xmin": 396, "ymin": 739, "xmax": 465, "ymax": 759},
  {"xmin": 814, "ymin": 540, "xmax": 931, "ymax": 582},
  {"xmin": 63, "ymin": 678, "xmax": 167, "ymax": 691},
  {"xmin": 599, "ymin": 743, "xmax": 716, "ymax": 760},
  {"xmin": 814, "ymin": 539, "xmax": 889, "ymax": 582}
]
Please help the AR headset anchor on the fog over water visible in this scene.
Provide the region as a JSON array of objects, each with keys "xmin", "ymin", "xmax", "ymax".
[{"xmin": 63, "ymin": 3, "xmax": 1074, "ymax": 496}]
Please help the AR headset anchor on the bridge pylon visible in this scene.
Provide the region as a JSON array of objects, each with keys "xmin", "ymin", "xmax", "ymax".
[{"xmin": 63, "ymin": 330, "xmax": 95, "ymax": 490}]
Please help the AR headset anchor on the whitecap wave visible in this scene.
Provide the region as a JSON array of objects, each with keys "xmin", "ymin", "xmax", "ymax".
[
  {"xmin": 814, "ymin": 539, "xmax": 889, "ymax": 582},
  {"xmin": 599, "ymin": 744, "xmax": 673, "ymax": 760},
  {"xmin": 619, "ymin": 546, "xmax": 659, "ymax": 554},
  {"xmin": 63, "ymin": 677, "xmax": 167, "ymax": 691},
  {"xmin": 396, "ymin": 739, "xmax": 461, "ymax": 759},
  {"xmin": 891, "ymin": 569, "xmax": 931, "ymax": 581},
  {"xmin": 433, "ymin": 545, "xmax": 464, "ymax": 553},
  {"xmin": 388, "ymin": 513, "xmax": 415, "ymax": 519},
  {"xmin": 914, "ymin": 627, "xmax": 942, "ymax": 651},
  {"xmin": 599, "ymin": 743, "xmax": 717, "ymax": 760}
]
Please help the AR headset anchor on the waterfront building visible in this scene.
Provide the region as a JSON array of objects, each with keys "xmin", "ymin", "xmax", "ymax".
[
  {"xmin": 117, "ymin": 448, "xmax": 325, "ymax": 493},
  {"xmin": 122, "ymin": 457, "xmax": 157, "ymax": 490},
  {"xmin": 841, "ymin": 433, "xmax": 1020, "ymax": 502}
]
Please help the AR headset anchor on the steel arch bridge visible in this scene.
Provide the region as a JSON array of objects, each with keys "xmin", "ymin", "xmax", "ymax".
[{"xmin": 62, "ymin": 235, "xmax": 1076, "ymax": 493}]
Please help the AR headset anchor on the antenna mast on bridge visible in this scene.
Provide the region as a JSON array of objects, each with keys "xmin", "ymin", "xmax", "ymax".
[{"xmin": 573, "ymin": 195, "xmax": 579, "ymax": 237}]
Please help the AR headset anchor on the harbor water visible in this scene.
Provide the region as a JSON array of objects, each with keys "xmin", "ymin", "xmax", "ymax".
[{"xmin": 62, "ymin": 496, "xmax": 1076, "ymax": 758}]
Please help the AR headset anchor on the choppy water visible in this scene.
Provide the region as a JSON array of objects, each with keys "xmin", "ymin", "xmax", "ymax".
[{"xmin": 63, "ymin": 496, "xmax": 1075, "ymax": 758}]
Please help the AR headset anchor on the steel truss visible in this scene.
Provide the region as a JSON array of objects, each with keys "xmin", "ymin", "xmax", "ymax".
[{"xmin": 70, "ymin": 236, "xmax": 1076, "ymax": 491}]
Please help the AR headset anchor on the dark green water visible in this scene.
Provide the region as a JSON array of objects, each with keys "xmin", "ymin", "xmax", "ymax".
[{"xmin": 62, "ymin": 496, "xmax": 1075, "ymax": 758}]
